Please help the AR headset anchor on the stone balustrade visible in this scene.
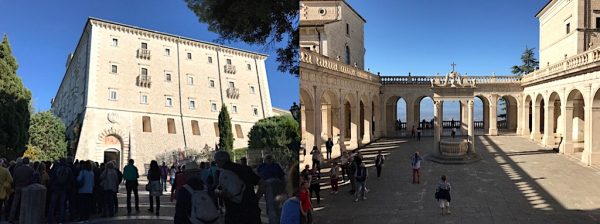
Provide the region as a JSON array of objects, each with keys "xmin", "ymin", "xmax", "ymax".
[
  {"xmin": 300, "ymin": 49, "xmax": 380, "ymax": 83},
  {"xmin": 522, "ymin": 48, "xmax": 600, "ymax": 84},
  {"xmin": 381, "ymin": 75, "xmax": 521, "ymax": 85}
]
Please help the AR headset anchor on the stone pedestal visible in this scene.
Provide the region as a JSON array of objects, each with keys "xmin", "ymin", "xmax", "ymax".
[{"xmin": 19, "ymin": 184, "xmax": 46, "ymax": 224}]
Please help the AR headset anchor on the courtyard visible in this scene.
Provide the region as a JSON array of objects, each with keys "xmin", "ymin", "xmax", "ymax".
[{"xmin": 312, "ymin": 135, "xmax": 600, "ymax": 224}]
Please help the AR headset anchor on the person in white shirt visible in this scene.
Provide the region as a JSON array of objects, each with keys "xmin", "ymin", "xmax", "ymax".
[{"xmin": 411, "ymin": 152, "xmax": 422, "ymax": 184}]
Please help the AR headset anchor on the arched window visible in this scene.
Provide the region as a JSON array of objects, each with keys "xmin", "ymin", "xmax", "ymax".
[{"xmin": 345, "ymin": 45, "xmax": 351, "ymax": 65}]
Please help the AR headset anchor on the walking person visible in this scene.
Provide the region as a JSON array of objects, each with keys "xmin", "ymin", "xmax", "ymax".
[
  {"xmin": 147, "ymin": 160, "xmax": 162, "ymax": 216},
  {"xmin": 375, "ymin": 150, "xmax": 385, "ymax": 179},
  {"xmin": 99, "ymin": 161, "xmax": 119, "ymax": 217},
  {"xmin": 325, "ymin": 138, "xmax": 334, "ymax": 160},
  {"xmin": 340, "ymin": 152, "xmax": 350, "ymax": 181},
  {"xmin": 76, "ymin": 160, "xmax": 94, "ymax": 222},
  {"xmin": 160, "ymin": 162, "xmax": 169, "ymax": 192},
  {"xmin": 309, "ymin": 166, "xmax": 321, "ymax": 204},
  {"xmin": 348, "ymin": 156, "xmax": 356, "ymax": 194},
  {"xmin": 123, "ymin": 159, "xmax": 140, "ymax": 214},
  {"xmin": 411, "ymin": 152, "xmax": 422, "ymax": 184},
  {"xmin": 417, "ymin": 127, "xmax": 422, "ymax": 141},
  {"xmin": 329, "ymin": 162, "xmax": 340, "ymax": 194},
  {"xmin": 310, "ymin": 146, "xmax": 322, "ymax": 174},
  {"xmin": 354, "ymin": 160, "xmax": 368, "ymax": 202},
  {"xmin": 451, "ymin": 127, "xmax": 456, "ymax": 138},
  {"xmin": 435, "ymin": 175, "xmax": 452, "ymax": 215},
  {"xmin": 411, "ymin": 125, "xmax": 416, "ymax": 138}
]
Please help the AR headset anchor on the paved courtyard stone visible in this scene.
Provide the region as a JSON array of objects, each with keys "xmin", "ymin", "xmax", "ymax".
[{"xmin": 312, "ymin": 135, "xmax": 600, "ymax": 224}]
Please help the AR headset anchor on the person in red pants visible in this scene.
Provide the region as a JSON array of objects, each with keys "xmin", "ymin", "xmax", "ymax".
[{"xmin": 411, "ymin": 152, "xmax": 422, "ymax": 184}]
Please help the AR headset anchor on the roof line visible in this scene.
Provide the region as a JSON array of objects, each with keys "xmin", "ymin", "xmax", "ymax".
[
  {"xmin": 341, "ymin": 1, "xmax": 367, "ymax": 23},
  {"xmin": 535, "ymin": 0, "xmax": 555, "ymax": 18},
  {"xmin": 87, "ymin": 17, "xmax": 269, "ymax": 57}
]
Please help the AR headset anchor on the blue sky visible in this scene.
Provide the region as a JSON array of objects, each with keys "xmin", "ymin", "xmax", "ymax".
[
  {"xmin": 0, "ymin": 0, "xmax": 298, "ymax": 112},
  {"xmin": 345, "ymin": 0, "xmax": 547, "ymax": 120}
]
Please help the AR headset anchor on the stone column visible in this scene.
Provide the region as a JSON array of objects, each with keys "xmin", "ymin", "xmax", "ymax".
[
  {"xmin": 468, "ymin": 100, "xmax": 475, "ymax": 152},
  {"xmin": 584, "ymin": 84, "xmax": 592, "ymax": 165},
  {"xmin": 313, "ymin": 87, "xmax": 322, "ymax": 150},
  {"xmin": 489, "ymin": 95, "xmax": 498, "ymax": 136},
  {"xmin": 564, "ymin": 105, "xmax": 574, "ymax": 154},
  {"xmin": 380, "ymin": 95, "xmax": 388, "ymax": 137},
  {"xmin": 460, "ymin": 100, "xmax": 468, "ymax": 135},
  {"xmin": 522, "ymin": 97, "xmax": 531, "ymax": 136},
  {"xmin": 352, "ymin": 93, "xmax": 360, "ymax": 148},
  {"xmin": 363, "ymin": 104, "xmax": 372, "ymax": 143},
  {"xmin": 406, "ymin": 98, "xmax": 415, "ymax": 133},
  {"xmin": 531, "ymin": 99, "xmax": 540, "ymax": 141},
  {"xmin": 338, "ymin": 91, "xmax": 347, "ymax": 152},
  {"xmin": 433, "ymin": 100, "xmax": 443, "ymax": 153},
  {"xmin": 516, "ymin": 96, "xmax": 523, "ymax": 135},
  {"xmin": 543, "ymin": 102, "xmax": 555, "ymax": 147}
]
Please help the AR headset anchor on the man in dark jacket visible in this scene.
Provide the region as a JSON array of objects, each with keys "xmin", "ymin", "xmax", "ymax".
[
  {"xmin": 48, "ymin": 158, "xmax": 72, "ymax": 224},
  {"xmin": 214, "ymin": 151, "xmax": 261, "ymax": 224},
  {"xmin": 9, "ymin": 157, "xmax": 34, "ymax": 222}
]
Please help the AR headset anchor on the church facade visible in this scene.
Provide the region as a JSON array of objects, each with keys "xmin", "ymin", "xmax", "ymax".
[
  {"xmin": 300, "ymin": 0, "xmax": 600, "ymax": 166},
  {"xmin": 51, "ymin": 18, "xmax": 273, "ymax": 169}
]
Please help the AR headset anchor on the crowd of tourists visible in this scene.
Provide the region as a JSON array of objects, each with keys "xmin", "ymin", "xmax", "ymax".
[
  {"xmin": 300, "ymin": 139, "xmax": 453, "ymax": 223},
  {"xmin": 0, "ymin": 150, "xmax": 301, "ymax": 224}
]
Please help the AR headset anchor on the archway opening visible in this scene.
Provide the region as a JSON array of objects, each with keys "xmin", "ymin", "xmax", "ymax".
[
  {"xmin": 418, "ymin": 96, "xmax": 434, "ymax": 135},
  {"xmin": 104, "ymin": 149, "xmax": 120, "ymax": 169},
  {"xmin": 547, "ymin": 92, "xmax": 562, "ymax": 148},
  {"xmin": 497, "ymin": 95, "xmax": 518, "ymax": 133},
  {"xmin": 300, "ymin": 88, "xmax": 315, "ymax": 154},
  {"xmin": 592, "ymin": 89, "xmax": 600, "ymax": 164},
  {"xmin": 360, "ymin": 101, "xmax": 365, "ymax": 139},
  {"xmin": 396, "ymin": 97, "xmax": 407, "ymax": 131},
  {"xmin": 474, "ymin": 96, "xmax": 489, "ymax": 135},
  {"xmin": 566, "ymin": 89, "xmax": 585, "ymax": 157},
  {"xmin": 320, "ymin": 91, "xmax": 339, "ymax": 143}
]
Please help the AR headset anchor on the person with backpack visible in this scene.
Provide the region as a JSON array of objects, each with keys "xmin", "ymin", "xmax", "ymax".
[
  {"xmin": 411, "ymin": 152, "xmax": 422, "ymax": 184},
  {"xmin": 76, "ymin": 160, "xmax": 94, "ymax": 222},
  {"xmin": 160, "ymin": 162, "xmax": 169, "ymax": 192},
  {"xmin": 214, "ymin": 150, "xmax": 261, "ymax": 224},
  {"xmin": 123, "ymin": 159, "xmax": 140, "ymax": 214},
  {"xmin": 354, "ymin": 160, "xmax": 368, "ymax": 202},
  {"xmin": 375, "ymin": 150, "xmax": 385, "ymax": 179},
  {"xmin": 435, "ymin": 175, "xmax": 452, "ymax": 215},
  {"xmin": 147, "ymin": 160, "xmax": 162, "ymax": 216},
  {"xmin": 99, "ymin": 161, "xmax": 119, "ymax": 217},
  {"xmin": 48, "ymin": 158, "xmax": 72, "ymax": 224},
  {"xmin": 174, "ymin": 175, "xmax": 219, "ymax": 224}
]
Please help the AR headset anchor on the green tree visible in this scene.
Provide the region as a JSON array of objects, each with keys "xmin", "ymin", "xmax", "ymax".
[
  {"xmin": 185, "ymin": 0, "xmax": 299, "ymax": 76},
  {"xmin": 511, "ymin": 46, "xmax": 539, "ymax": 76},
  {"xmin": 218, "ymin": 104, "xmax": 234, "ymax": 154},
  {"xmin": 0, "ymin": 34, "xmax": 32, "ymax": 159},
  {"xmin": 247, "ymin": 115, "xmax": 299, "ymax": 168},
  {"xmin": 25, "ymin": 111, "xmax": 67, "ymax": 161}
]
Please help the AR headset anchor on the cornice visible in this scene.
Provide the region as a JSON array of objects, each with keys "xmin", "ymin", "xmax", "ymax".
[{"xmin": 89, "ymin": 18, "xmax": 268, "ymax": 60}]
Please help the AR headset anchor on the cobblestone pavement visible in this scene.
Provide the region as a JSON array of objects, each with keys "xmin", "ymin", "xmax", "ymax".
[{"xmin": 312, "ymin": 135, "xmax": 600, "ymax": 224}]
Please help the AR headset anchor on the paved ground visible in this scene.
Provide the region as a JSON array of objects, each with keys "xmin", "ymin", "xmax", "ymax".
[{"xmin": 312, "ymin": 135, "xmax": 600, "ymax": 224}]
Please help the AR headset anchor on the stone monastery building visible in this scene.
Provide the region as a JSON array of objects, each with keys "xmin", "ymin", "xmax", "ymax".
[{"xmin": 51, "ymin": 18, "xmax": 273, "ymax": 169}]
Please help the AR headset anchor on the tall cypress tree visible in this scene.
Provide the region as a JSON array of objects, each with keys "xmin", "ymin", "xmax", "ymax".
[
  {"xmin": 0, "ymin": 34, "xmax": 32, "ymax": 159},
  {"xmin": 218, "ymin": 104, "xmax": 234, "ymax": 154}
]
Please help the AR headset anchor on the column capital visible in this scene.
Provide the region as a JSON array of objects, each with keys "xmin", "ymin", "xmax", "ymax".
[{"xmin": 468, "ymin": 100, "xmax": 474, "ymax": 107}]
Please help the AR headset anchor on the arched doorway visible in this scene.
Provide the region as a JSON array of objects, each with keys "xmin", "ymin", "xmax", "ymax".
[
  {"xmin": 533, "ymin": 94, "xmax": 545, "ymax": 142},
  {"xmin": 320, "ymin": 90, "xmax": 340, "ymax": 143},
  {"xmin": 474, "ymin": 96, "xmax": 490, "ymax": 134},
  {"xmin": 300, "ymin": 88, "xmax": 315, "ymax": 153},
  {"xmin": 417, "ymin": 96, "xmax": 434, "ymax": 135},
  {"xmin": 546, "ymin": 92, "xmax": 561, "ymax": 147},
  {"xmin": 497, "ymin": 95, "xmax": 518, "ymax": 133},
  {"xmin": 592, "ymin": 89, "xmax": 600, "ymax": 164},
  {"xmin": 102, "ymin": 135, "xmax": 122, "ymax": 169},
  {"xmin": 565, "ymin": 89, "xmax": 585, "ymax": 158}
]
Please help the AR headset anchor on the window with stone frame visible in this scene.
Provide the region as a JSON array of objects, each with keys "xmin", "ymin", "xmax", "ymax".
[
  {"xmin": 109, "ymin": 89, "xmax": 117, "ymax": 101},
  {"xmin": 187, "ymin": 52, "xmax": 192, "ymax": 60},
  {"xmin": 189, "ymin": 99, "xmax": 196, "ymax": 109},
  {"xmin": 165, "ymin": 96, "xmax": 173, "ymax": 107},
  {"xmin": 226, "ymin": 59, "xmax": 232, "ymax": 64},
  {"xmin": 208, "ymin": 56, "xmax": 213, "ymax": 63},
  {"xmin": 191, "ymin": 120, "xmax": 200, "ymax": 135},
  {"xmin": 167, "ymin": 118, "xmax": 176, "ymax": 134},
  {"xmin": 209, "ymin": 79, "xmax": 215, "ymax": 88},
  {"xmin": 141, "ymin": 42, "xmax": 148, "ymax": 49},
  {"xmin": 165, "ymin": 48, "xmax": 170, "ymax": 56},
  {"xmin": 165, "ymin": 73, "xmax": 172, "ymax": 82},
  {"xmin": 250, "ymin": 86, "xmax": 255, "ymax": 94},
  {"xmin": 112, "ymin": 38, "xmax": 118, "ymax": 47},
  {"xmin": 211, "ymin": 102, "xmax": 218, "ymax": 112},
  {"xmin": 142, "ymin": 116, "xmax": 152, "ymax": 132},
  {"xmin": 111, "ymin": 64, "xmax": 118, "ymax": 74},
  {"xmin": 140, "ymin": 94, "xmax": 148, "ymax": 104},
  {"xmin": 235, "ymin": 124, "xmax": 243, "ymax": 138},
  {"xmin": 247, "ymin": 63, "xmax": 251, "ymax": 70}
]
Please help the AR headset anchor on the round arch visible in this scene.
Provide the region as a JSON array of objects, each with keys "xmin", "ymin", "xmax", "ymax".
[{"xmin": 565, "ymin": 89, "xmax": 585, "ymax": 157}]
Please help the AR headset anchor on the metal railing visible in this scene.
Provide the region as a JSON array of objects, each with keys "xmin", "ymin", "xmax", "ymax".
[
  {"xmin": 226, "ymin": 87, "xmax": 239, "ymax": 99},
  {"xmin": 137, "ymin": 48, "xmax": 151, "ymax": 59},
  {"xmin": 136, "ymin": 75, "xmax": 151, "ymax": 88},
  {"xmin": 224, "ymin": 64, "xmax": 236, "ymax": 74}
]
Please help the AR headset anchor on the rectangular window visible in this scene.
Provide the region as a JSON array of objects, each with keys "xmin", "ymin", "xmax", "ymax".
[
  {"xmin": 211, "ymin": 103, "xmax": 218, "ymax": 112},
  {"xmin": 597, "ymin": 17, "xmax": 600, "ymax": 29},
  {"xmin": 112, "ymin": 38, "xmax": 118, "ymax": 47},
  {"xmin": 165, "ymin": 73, "xmax": 172, "ymax": 82},
  {"xmin": 188, "ymin": 76, "xmax": 194, "ymax": 85},
  {"xmin": 165, "ymin": 48, "xmax": 170, "ymax": 56},
  {"xmin": 209, "ymin": 80, "xmax": 215, "ymax": 88},
  {"xmin": 189, "ymin": 99, "xmax": 196, "ymax": 109},
  {"xmin": 111, "ymin": 65, "xmax": 118, "ymax": 74},
  {"xmin": 187, "ymin": 52, "xmax": 192, "ymax": 60},
  {"xmin": 214, "ymin": 122, "xmax": 220, "ymax": 137},
  {"xmin": 166, "ymin": 97, "xmax": 173, "ymax": 107},
  {"xmin": 566, "ymin": 23, "xmax": 571, "ymax": 34},
  {"xmin": 191, "ymin": 120, "xmax": 200, "ymax": 135},
  {"xmin": 250, "ymin": 86, "xmax": 255, "ymax": 94},
  {"xmin": 142, "ymin": 116, "xmax": 152, "ymax": 132},
  {"xmin": 226, "ymin": 59, "xmax": 232, "ymax": 65},
  {"xmin": 141, "ymin": 68, "xmax": 148, "ymax": 75},
  {"xmin": 208, "ymin": 56, "xmax": 213, "ymax": 63},
  {"xmin": 141, "ymin": 42, "xmax": 148, "ymax": 49},
  {"xmin": 247, "ymin": 64, "xmax": 251, "ymax": 70},
  {"xmin": 229, "ymin": 81, "xmax": 235, "ymax": 88},
  {"xmin": 109, "ymin": 89, "xmax": 117, "ymax": 101},
  {"xmin": 140, "ymin": 94, "xmax": 148, "ymax": 104},
  {"xmin": 232, "ymin": 105, "xmax": 238, "ymax": 113},
  {"xmin": 346, "ymin": 23, "xmax": 350, "ymax": 35},
  {"xmin": 253, "ymin": 107, "xmax": 259, "ymax": 116},
  {"xmin": 167, "ymin": 118, "xmax": 176, "ymax": 134},
  {"xmin": 235, "ymin": 124, "xmax": 243, "ymax": 138}
]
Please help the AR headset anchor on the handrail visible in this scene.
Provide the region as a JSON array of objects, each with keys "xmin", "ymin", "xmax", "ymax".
[{"xmin": 523, "ymin": 47, "xmax": 600, "ymax": 83}]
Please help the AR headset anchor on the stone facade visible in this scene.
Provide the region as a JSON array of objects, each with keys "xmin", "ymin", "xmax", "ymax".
[
  {"xmin": 51, "ymin": 18, "xmax": 273, "ymax": 169},
  {"xmin": 300, "ymin": 0, "xmax": 600, "ymax": 167}
]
